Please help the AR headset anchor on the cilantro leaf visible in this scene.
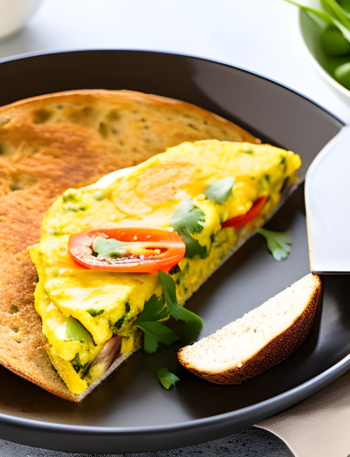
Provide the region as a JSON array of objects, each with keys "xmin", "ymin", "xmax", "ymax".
[
  {"xmin": 171, "ymin": 200, "xmax": 205, "ymax": 234},
  {"xmin": 133, "ymin": 295, "xmax": 169, "ymax": 324},
  {"xmin": 92, "ymin": 237, "xmax": 127, "ymax": 259},
  {"xmin": 158, "ymin": 271, "xmax": 203, "ymax": 341},
  {"xmin": 135, "ymin": 321, "xmax": 180, "ymax": 354},
  {"xmin": 132, "ymin": 294, "xmax": 179, "ymax": 354},
  {"xmin": 176, "ymin": 227, "xmax": 208, "ymax": 259},
  {"xmin": 171, "ymin": 201, "xmax": 207, "ymax": 259},
  {"xmin": 156, "ymin": 368, "xmax": 180, "ymax": 389},
  {"xmin": 257, "ymin": 228, "xmax": 292, "ymax": 261},
  {"xmin": 204, "ymin": 177, "xmax": 235, "ymax": 205}
]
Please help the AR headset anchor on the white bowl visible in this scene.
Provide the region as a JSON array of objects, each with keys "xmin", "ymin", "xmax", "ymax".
[
  {"xmin": 0, "ymin": 0, "xmax": 44, "ymax": 41},
  {"xmin": 298, "ymin": 9, "xmax": 350, "ymax": 101}
]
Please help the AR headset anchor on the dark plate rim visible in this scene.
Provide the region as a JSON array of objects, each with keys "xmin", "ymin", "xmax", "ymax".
[{"xmin": 0, "ymin": 49, "xmax": 346, "ymax": 436}]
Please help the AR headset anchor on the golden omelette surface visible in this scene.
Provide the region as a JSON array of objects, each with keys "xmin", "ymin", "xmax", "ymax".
[{"xmin": 30, "ymin": 140, "xmax": 301, "ymax": 394}]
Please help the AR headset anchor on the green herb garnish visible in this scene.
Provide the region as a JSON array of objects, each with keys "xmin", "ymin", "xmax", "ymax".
[
  {"xmin": 156, "ymin": 368, "xmax": 180, "ymax": 389},
  {"xmin": 204, "ymin": 177, "xmax": 235, "ymax": 205},
  {"xmin": 9, "ymin": 305, "xmax": 19, "ymax": 314},
  {"xmin": 71, "ymin": 353, "xmax": 90, "ymax": 377},
  {"xmin": 92, "ymin": 237, "xmax": 127, "ymax": 259},
  {"xmin": 257, "ymin": 228, "xmax": 292, "ymax": 261},
  {"xmin": 88, "ymin": 309, "xmax": 104, "ymax": 317},
  {"xmin": 133, "ymin": 295, "xmax": 179, "ymax": 354},
  {"xmin": 66, "ymin": 317, "xmax": 93, "ymax": 344},
  {"xmin": 171, "ymin": 200, "xmax": 205, "ymax": 234},
  {"xmin": 134, "ymin": 295, "xmax": 168, "ymax": 322},
  {"xmin": 158, "ymin": 271, "xmax": 203, "ymax": 341},
  {"xmin": 171, "ymin": 201, "xmax": 207, "ymax": 259},
  {"xmin": 10, "ymin": 183, "xmax": 22, "ymax": 191},
  {"xmin": 135, "ymin": 322, "xmax": 179, "ymax": 354},
  {"xmin": 113, "ymin": 316, "xmax": 125, "ymax": 331}
]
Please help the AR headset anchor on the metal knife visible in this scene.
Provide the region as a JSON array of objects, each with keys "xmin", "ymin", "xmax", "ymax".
[{"xmin": 257, "ymin": 126, "xmax": 350, "ymax": 456}]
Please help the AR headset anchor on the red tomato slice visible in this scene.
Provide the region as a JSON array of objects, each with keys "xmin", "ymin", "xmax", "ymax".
[
  {"xmin": 68, "ymin": 227, "xmax": 186, "ymax": 273},
  {"xmin": 222, "ymin": 195, "xmax": 268, "ymax": 229}
]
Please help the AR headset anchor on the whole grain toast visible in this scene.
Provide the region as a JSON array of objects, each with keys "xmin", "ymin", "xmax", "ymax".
[{"xmin": 0, "ymin": 89, "xmax": 259, "ymax": 401}]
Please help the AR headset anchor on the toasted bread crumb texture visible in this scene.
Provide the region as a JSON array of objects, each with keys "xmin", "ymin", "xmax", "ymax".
[
  {"xmin": 178, "ymin": 274, "xmax": 321, "ymax": 385},
  {"xmin": 0, "ymin": 89, "xmax": 258, "ymax": 401}
]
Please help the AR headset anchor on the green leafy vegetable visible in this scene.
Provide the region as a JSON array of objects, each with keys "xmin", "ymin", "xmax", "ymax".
[
  {"xmin": 171, "ymin": 200, "xmax": 205, "ymax": 234},
  {"xmin": 285, "ymin": 0, "xmax": 350, "ymax": 41},
  {"xmin": 92, "ymin": 237, "xmax": 127, "ymax": 259},
  {"xmin": 134, "ymin": 294, "xmax": 169, "ymax": 323},
  {"xmin": 66, "ymin": 317, "xmax": 93, "ymax": 343},
  {"xmin": 158, "ymin": 271, "xmax": 203, "ymax": 341},
  {"xmin": 135, "ymin": 321, "xmax": 180, "ymax": 354},
  {"xmin": 156, "ymin": 368, "xmax": 180, "ymax": 389},
  {"xmin": 335, "ymin": 62, "xmax": 350, "ymax": 88},
  {"xmin": 321, "ymin": 24, "xmax": 350, "ymax": 55},
  {"xmin": 171, "ymin": 200, "xmax": 207, "ymax": 259},
  {"xmin": 257, "ymin": 228, "xmax": 292, "ymax": 261},
  {"xmin": 204, "ymin": 177, "xmax": 235, "ymax": 205},
  {"xmin": 113, "ymin": 316, "xmax": 125, "ymax": 331},
  {"xmin": 71, "ymin": 353, "xmax": 90, "ymax": 377},
  {"xmin": 88, "ymin": 309, "xmax": 105, "ymax": 317},
  {"xmin": 133, "ymin": 294, "xmax": 179, "ymax": 354}
]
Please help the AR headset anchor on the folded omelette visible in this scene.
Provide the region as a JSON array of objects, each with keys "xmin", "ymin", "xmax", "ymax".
[
  {"xmin": 29, "ymin": 140, "xmax": 301, "ymax": 399},
  {"xmin": 0, "ymin": 89, "xmax": 259, "ymax": 402}
]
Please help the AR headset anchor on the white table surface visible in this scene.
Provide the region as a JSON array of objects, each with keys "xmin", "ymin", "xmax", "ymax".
[
  {"xmin": 0, "ymin": 0, "xmax": 349, "ymax": 122},
  {"xmin": 0, "ymin": 0, "xmax": 348, "ymax": 455}
]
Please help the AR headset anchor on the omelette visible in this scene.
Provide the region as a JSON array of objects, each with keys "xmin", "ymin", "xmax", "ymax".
[{"xmin": 29, "ymin": 140, "xmax": 301, "ymax": 398}]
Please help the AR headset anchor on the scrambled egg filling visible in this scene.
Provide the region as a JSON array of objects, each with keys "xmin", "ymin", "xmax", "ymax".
[{"xmin": 29, "ymin": 140, "xmax": 301, "ymax": 394}]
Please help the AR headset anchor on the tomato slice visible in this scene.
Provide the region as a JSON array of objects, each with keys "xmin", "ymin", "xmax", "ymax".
[
  {"xmin": 222, "ymin": 195, "xmax": 268, "ymax": 229},
  {"xmin": 68, "ymin": 227, "xmax": 186, "ymax": 273}
]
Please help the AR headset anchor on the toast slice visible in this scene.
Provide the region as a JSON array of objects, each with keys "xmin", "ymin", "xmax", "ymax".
[
  {"xmin": 0, "ymin": 90, "xmax": 259, "ymax": 401},
  {"xmin": 178, "ymin": 274, "xmax": 321, "ymax": 384}
]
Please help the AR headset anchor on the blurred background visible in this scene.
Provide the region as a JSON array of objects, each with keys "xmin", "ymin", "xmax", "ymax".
[{"xmin": 0, "ymin": 0, "xmax": 349, "ymax": 123}]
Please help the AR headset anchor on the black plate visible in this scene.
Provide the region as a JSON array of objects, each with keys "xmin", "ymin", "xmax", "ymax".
[{"xmin": 0, "ymin": 50, "xmax": 348, "ymax": 454}]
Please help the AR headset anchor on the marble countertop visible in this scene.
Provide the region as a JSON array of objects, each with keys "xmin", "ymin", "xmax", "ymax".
[{"xmin": 0, "ymin": 0, "xmax": 348, "ymax": 455}]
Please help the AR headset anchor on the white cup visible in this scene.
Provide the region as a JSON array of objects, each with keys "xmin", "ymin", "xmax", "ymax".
[{"xmin": 0, "ymin": 0, "xmax": 44, "ymax": 41}]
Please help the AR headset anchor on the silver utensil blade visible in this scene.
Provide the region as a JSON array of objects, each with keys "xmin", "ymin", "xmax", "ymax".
[{"xmin": 305, "ymin": 126, "xmax": 350, "ymax": 274}]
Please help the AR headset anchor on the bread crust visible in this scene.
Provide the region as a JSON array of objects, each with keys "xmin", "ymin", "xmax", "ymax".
[
  {"xmin": 0, "ymin": 89, "xmax": 258, "ymax": 401},
  {"xmin": 178, "ymin": 275, "xmax": 322, "ymax": 384}
]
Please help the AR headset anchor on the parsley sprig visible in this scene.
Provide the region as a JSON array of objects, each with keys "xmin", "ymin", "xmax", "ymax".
[
  {"xmin": 171, "ymin": 200, "xmax": 207, "ymax": 259},
  {"xmin": 132, "ymin": 273, "xmax": 203, "ymax": 353},
  {"xmin": 156, "ymin": 368, "xmax": 180, "ymax": 389},
  {"xmin": 133, "ymin": 295, "xmax": 179, "ymax": 354},
  {"xmin": 204, "ymin": 177, "xmax": 235, "ymax": 205},
  {"xmin": 257, "ymin": 228, "xmax": 292, "ymax": 261}
]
